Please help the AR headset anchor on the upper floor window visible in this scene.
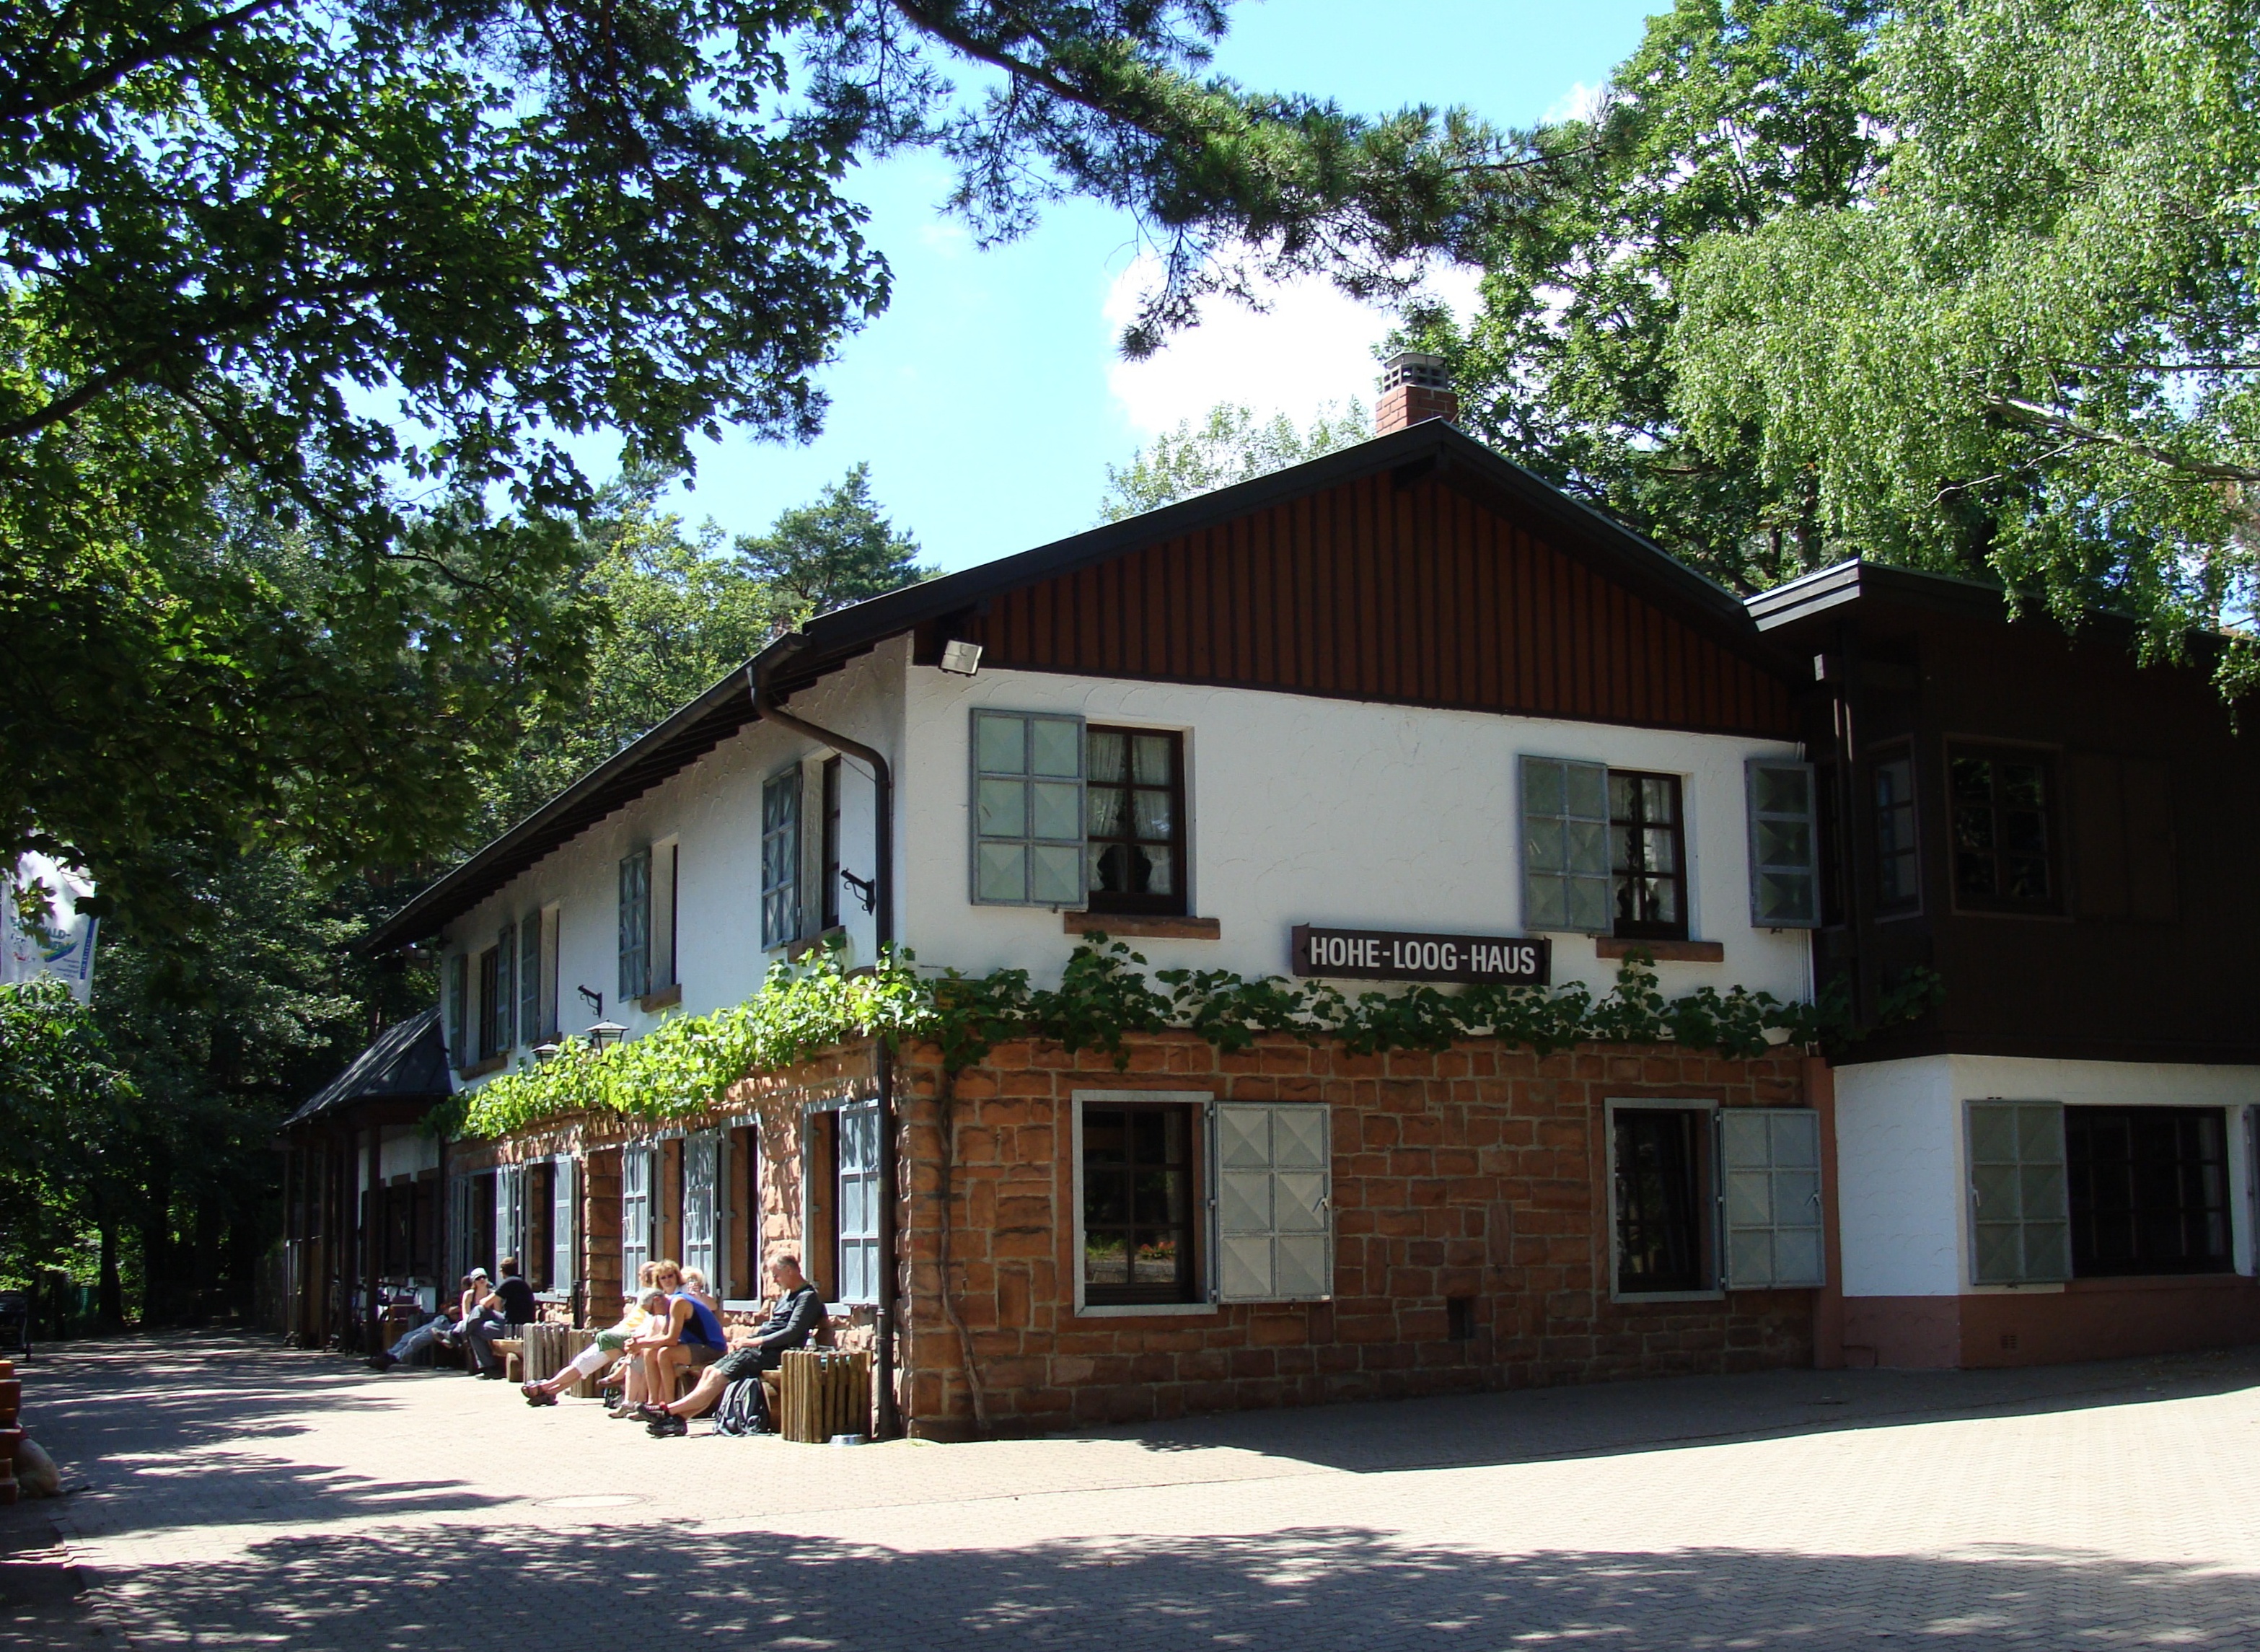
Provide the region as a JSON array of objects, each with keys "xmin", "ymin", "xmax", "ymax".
[
  {"xmin": 1086, "ymin": 727, "xmax": 1187, "ymax": 916},
  {"xmin": 820, "ymin": 756, "xmax": 843, "ymax": 931},
  {"xmin": 446, "ymin": 953, "xmax": 469, "ymax": 1068},
  {"xmin": 1609, "ymin": 770, "xmax": 1688, "ymax": 941},
  {"xmin": 1746, "ymin": 760, "xmax": 1821, "ymax": 928},
  {"xmin": 1873, "ymin": 751, "xmax": 1920, "ymax": 915},
  {"xmin": 760, "ymin": 770, "xmax": 801, "ymax": 949},
  {"xmin": 1950, "ymin": 747, "xmax": 2057, "ymax": 913}
]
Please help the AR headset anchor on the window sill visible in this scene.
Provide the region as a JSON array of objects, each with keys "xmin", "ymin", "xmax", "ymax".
[
  {"xmin": 1062, "ymin": 913, "xmax": 1222, "ymax": 940},
  {"xmin": 1597, "ymin": 938, "xmax": 1724, "ymax": 964},
  {"xmin": 1076, "ymin": 1300, "xmax": 1221, "ymax": 1318},
  {"xmin": 1608, "ymin": 1288, "xmax": 1724, "ymax": 1304},
  {"xmin": 456, "ymin": 1056, "xmax": 507, "ymax": 1080},
  {"xmin": 636, "ymin": 983, "xmax": 682, "ymax": 1013},
  {"xmin": 787, "ymin": 927, "xmax": 848, "ymax": 961},
  {"xmin": 2065, "ymin": 1272, "xmax": 2248, "ymax": 1293}
]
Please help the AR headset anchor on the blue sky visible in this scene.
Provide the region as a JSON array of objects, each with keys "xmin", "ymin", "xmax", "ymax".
[{"xmin": 637, "ymin": 1, "xmax": 1660, "ymax": 574}]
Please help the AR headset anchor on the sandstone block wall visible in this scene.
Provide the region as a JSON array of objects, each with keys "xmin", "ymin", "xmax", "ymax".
[{"xmin": 894, "ymin": 1033, "xmax": 1816, "ymax": 1436}]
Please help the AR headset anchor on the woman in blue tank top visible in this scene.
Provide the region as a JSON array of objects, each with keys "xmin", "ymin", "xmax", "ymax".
[{"xmin": 636, "ymin": 1261, "xmax": 729, "ymax": 1400}]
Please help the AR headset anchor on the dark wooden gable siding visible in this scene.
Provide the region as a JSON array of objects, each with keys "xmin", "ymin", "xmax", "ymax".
[{"xmin": 958, "ymin": 472, "xmax": 1798, "ymax": 737}]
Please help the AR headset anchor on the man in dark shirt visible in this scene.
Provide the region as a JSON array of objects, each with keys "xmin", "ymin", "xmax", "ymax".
[
  {"xmin": 467, "ymin": 1257, "xmax": 540, "ymax": 1379},
  {"xmin": 641, "ymin": 1255, "xmax": 824, "ymax": 1435}
]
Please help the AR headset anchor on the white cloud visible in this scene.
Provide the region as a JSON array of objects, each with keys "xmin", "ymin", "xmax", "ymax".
[
  {"xmin": 1543, "ymin": 79, "xmax": 1606, "ymax": 126},
  {"xmin": 1102, "ymin": 258, "xmax": 1483, "ymax": 436}
]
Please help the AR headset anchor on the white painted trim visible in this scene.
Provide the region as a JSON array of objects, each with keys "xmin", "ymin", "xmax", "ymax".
[
  {"xmin": 1604, "ymin": 1096, "xmax": 1721, "ymax": 1304},
  {"xmin": 1070, "ymin": 1087, "xmax": 1215, "ymax": 1314}
]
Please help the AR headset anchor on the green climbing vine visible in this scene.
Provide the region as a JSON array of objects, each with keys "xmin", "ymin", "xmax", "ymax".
[{"xmin": 435, "ymin": 936, "xmax": 1940, "ymax": 1141}]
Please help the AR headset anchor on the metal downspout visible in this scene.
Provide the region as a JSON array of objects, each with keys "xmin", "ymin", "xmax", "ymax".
[{"xmin": 747, "ymin": 656, "xmax": 900, "ymax": 1441}]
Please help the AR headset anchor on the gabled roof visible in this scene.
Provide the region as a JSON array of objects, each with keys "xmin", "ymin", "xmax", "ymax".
[
  {"xmin": 368, "ymin": 421, "xmax": 1788, "ymax": 952},
  {"xmin": 285, "ymin": 1008, "xmax": 450, "ymax": 1127}
]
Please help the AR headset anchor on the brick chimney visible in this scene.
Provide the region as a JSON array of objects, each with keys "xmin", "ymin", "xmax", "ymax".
[{"xmin": 1375, "ymin": 351, "xmax": 1459, "ymax": 435}]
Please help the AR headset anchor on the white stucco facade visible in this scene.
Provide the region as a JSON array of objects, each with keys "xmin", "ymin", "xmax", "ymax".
[
  {"xmin": 1835, "ymin": 1054, "xmax": 2260, "ymax": 1299},
  {"xmin": 437, "ymin": 643, "xmax": 1816, "ymax": 1088}
]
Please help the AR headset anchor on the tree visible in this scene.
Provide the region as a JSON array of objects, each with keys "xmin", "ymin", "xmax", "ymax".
[
  {"xmin": 735, "ymin": 463, "xmax": 934, "ymax": 624},
  {"xmin": 1400, "ymin": 0, "xmax": 1886, "ymax": 590},
  {"xmin": 1099, "ymin": 400, "xmax": 1369, "ymax": 520},
  {"xmin": 6, "ymin": 0, "xmax": 1543, "ymax": 921},
  {"xmin": 1669, "ymin": 0, "xmax": 2260, "ymax": 689},
  {"xmin": 0, "ymin": 978, "xmax": 138, "ymax": 1319},
  {"xmin": 470, "ymin": 465, "xmax": 928, "ymax": 838}
]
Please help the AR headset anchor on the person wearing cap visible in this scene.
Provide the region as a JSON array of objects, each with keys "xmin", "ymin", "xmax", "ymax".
[
  {"xmin": 368, "ymin": 1273, "xmax": 477, "ymax": 1373},
  {"xmin": 465, "ymin": 1257, "xmax": 540, "ymax": 1379}
]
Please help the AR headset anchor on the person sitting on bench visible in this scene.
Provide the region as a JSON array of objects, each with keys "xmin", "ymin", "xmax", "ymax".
[
  {"xmin": 521, "ymin": 1288, "xmax": 668, "ymax": 1407},
  {"xmin": 466, "ymin": 1257, "xmax": 539, "ymax": 1379},
  {"xmin": 369, "ymin": 1278, "xmax": 473, "ymax": 1372},
  {"xmin": 641, "ymin": 1255, "xmax": 822, "ymax": 1437},
  {"xmin": 627, "ymin": 1260, "xmax": 728, "ymax": 1404}
]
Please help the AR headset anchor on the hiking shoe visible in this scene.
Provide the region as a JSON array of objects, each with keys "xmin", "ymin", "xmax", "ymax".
[
  {"xmin": 646, "ymin": 1413, "xmax": 687, "ymax": 1438},
  {"xmin": 367, "ymin": 1353, "xmax": 397, "ymax": 1374}
]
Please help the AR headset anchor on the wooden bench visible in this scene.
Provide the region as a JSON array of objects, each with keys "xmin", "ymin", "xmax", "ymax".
[{"xmin": 491, "ymin": 1337, "xmax": 524, "ymax": 1384}]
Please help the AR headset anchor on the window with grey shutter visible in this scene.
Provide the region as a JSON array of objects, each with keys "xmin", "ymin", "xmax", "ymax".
[
  {"xmin": 449, "ymin": 1173, "xmax": 481, "ymax": 1280},
  {"xmin": 1747, "ymin": 759, "xmax": 1822, "ymax": 927},
  {"xmin": 620, "ymin": 1144, "xmax": 655, "ymax": 1285},
  {"xmin": 971, "ymin": 709, "xmax": 1086, "ymax": 906},
  {"xmin": 618, "ymin": 848, "xmax": 650, "ymax": 1002},
  {"xmin": 1216, "ymin": 1102, "xmax": 1332, "ymax": 1302},
  {"xmin": 760, "ymin": 770, "xmax": 801, "ymax": 949},
  {"xmin": 1719, "ymin": 1108, "xmax": 1826, "ymax": 1288},
  {"xmin": 549, "ymin": 1155, "xmax": 576, "ymax": 1300},
  {"xmin": 1967, "ymin": 1100, "xmax": 2071, "ymax": 1283},
  {"xmin": 446, "ymin": 954, "xmax": 468, "ymax": 1068},
  {"xmin": 1521, "ymin": 756, "xmax": 1612, "ymax": 933},
  {"xmin": 494, "ymin": 1164, "xmax": 524, "ymax": 1293},
  {"xmin": 518, "ymin": 915, "xmax": 542, "ymax": 1047}
]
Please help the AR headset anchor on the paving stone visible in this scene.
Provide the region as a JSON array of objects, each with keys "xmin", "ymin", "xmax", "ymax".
[{"xmin": 12, "ymin": 1333, "xmax": 2260, "ymax": 1649}]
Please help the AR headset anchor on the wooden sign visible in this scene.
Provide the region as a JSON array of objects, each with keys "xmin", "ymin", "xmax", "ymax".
[{"xmin": 1291, "ymin": 925, "xmax": 1550, "ymax": 985}]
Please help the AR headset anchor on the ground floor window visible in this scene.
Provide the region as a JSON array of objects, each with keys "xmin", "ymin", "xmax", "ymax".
[
  {"xmin": 1081, "ymin": 1102, "xmax": 1200, "ymax": 1306},
  {"xmin": 1612, "ymin": 1106, "xmax": 1710, "ymax": 1294},
  {"xmin": 2066, "ymin": 1106, "xmax": 2231, "ymax": 1277}
]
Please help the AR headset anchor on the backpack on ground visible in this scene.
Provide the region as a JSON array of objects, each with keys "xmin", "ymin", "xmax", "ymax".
[{"xmin": 711, "ymin": 1377, "xmax": 768, "ymax": 1437}]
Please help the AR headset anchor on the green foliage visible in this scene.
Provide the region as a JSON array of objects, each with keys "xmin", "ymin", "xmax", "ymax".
[
  {"xmin": 1100, "ymin": 401, "xmax": 1371, "ymax": 521},
  {"xmin": 0, "ymin": 980, "xmax": 139, "ymax": 1286},
  {"xmin": 7, "ymin": 0, "xmax": 1549, "ymax": 919},
  {"xmin": 443, "ymin": 935, "xmax": 1939, "ymax": 1141},
  {"xmin": 734, "ymin": 463, "xmax": 934, "ymax": 631},
  {"xmin": 1669, "ymin": 0, "xmax": 2260, "ymax": 688},
  {"xmin": 1402, "ymin": 0, "xmax": 1886, "ymax": 590}
]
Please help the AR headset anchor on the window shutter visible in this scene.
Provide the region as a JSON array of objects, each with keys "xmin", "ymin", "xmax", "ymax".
[
  {"xmin": 496, "ymin": 924, "xmax": 517, "ymax": 1050},
  {"xmin": 1966, "ymin": 1100, "xmax": 2070, "ymax": 1283},
  {"xmin": 1520, "ymin": 757, "xmax": 1612, "ymax": 933},
  {"xmin": 682, "ymin": 1131, "xmax": 718, "ymax": 1284},
  {"xmin": 971, "ymin": 709, "xmax": 1086, "ymax": 906},
  {"xmin": 519, "ymin": 916, "xmax": 542, "ymax": 1048},
  {"xmin": 1215, "ymin": 1102, "xmax": 1332, "ymax": 1303},
  {"xmin": 760, "ymin": 770, "xmax": 801, "ymax": 949},
  {"xmin": 1746, "ymin": 759, "xmax": 1821, "ymax": 928},
  {"xmin": 550, "ymin": 1155, "xmax": 576, "ymax": 1300},
  {"xmin": 835, "ymin": 1104, "xmax": 881, "ymax": 1304},
  {"xmin": 446, "ymin": 954, "xmax": 467, "ymax": 1068},
  {"xmin": 620, "ymin": 1145, "xmax": 653, "ymax": 1285},
  {"xmin": 618, "ymin": 849, "xmax": 650, "ymax": 1002},
  {"xmin": 1718, "ymin": 1108, "xmax": 1826, "ymax": 1288}
]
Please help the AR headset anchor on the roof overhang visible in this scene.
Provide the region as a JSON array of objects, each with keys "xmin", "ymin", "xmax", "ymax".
[{"xmin": 369, "ymin": 421, "xmax": 1790, "ymax": 951}]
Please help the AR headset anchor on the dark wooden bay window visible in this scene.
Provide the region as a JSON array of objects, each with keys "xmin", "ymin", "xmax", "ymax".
[{"xmin": 1950, "ymin": 747, "xmax": 2058, "ymax": 913}]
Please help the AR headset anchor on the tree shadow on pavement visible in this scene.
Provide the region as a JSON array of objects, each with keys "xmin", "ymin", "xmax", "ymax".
[
  {"xmin": 89, "ymin": 1519, "xmax": 2260, "ymax": 1651},
  {"xmin": 1098, "ymin": 1344, "xmax": 2260, "ymax": 1473}
]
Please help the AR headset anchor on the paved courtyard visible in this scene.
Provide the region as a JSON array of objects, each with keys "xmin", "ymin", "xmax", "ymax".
[{"xmin": 6, "ymin": 1334, "xmax": 2260, "ymax": 1649}]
